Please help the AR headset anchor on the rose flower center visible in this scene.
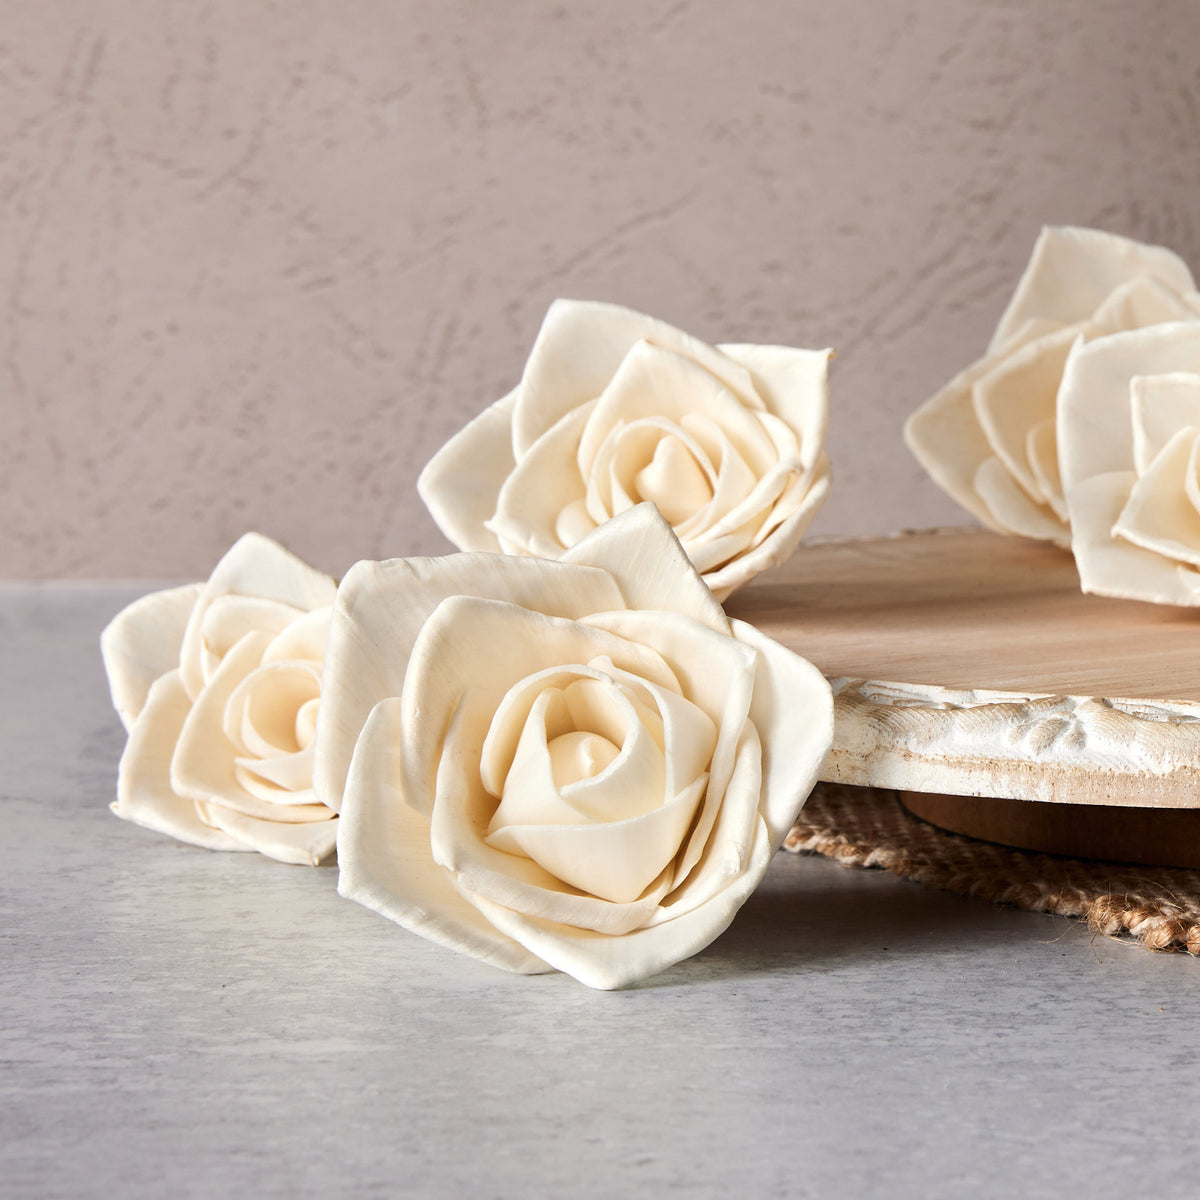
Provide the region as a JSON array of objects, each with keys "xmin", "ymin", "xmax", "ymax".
[
  {"xmin": 476, "ymin": 660, "xmax": 718, "ymax": 905},
  {"xmin": 547, "ymin": 729, "xmax": 621, "ymax": 788},
  {"xmin": 230, "ymin": 664, "xmax": 322, "ymax": 758},
  {"xmin": 633, "ymin": 434, "xmax": 714, "ymax": 525}
]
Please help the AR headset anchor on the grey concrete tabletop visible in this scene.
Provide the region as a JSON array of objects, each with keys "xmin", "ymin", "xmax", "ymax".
[{"xmin": 4, "ymin": 584, "xmax": 1199, "ymax": 1200}]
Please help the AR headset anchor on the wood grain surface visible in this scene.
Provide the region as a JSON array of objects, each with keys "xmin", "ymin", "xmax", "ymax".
[
  {"xmin": 730, "ymin": 527, "xmax": 1200, "ymax": 699},
  {"xmin": 729, "ymin": 528, "xmax": 1200, "ymax": 814}
]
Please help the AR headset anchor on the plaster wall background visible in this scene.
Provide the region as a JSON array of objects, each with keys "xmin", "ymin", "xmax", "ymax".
[{"xmin": 3, "ymin": 0, "xmax": 1199, "ymax": 579}]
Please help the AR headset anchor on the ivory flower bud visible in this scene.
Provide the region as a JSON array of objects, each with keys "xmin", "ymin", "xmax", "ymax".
[
  {"xmin": 314, "ymin": 504, "xmax": 833, "ymax": 989},
  {"xmin": 1059, "ymin": 323, "xmax": 1200, "ymax": 604},
  {"xmin": 906, "ymin": 226, "xmax": 1200, "ymax": 546},
  {"xmin": 101, "ymin": 533, "xmax": 339, "ymax": 865},
  {"xmin": 418, "ymin": 299, "xmax": 832, "ymax": 601}
]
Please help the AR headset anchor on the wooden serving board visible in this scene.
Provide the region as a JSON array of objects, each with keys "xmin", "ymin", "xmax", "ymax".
[{"xmin": 727, "ymin": 527, "xmax": 1200, "ymax": 866}]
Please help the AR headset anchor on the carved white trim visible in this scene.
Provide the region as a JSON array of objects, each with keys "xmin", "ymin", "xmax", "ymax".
[{"xmin": 825, "ymin": 677, "xmax": 1200, "ymax": 809}]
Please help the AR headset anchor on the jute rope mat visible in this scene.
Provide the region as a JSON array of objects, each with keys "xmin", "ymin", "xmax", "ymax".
[{"xmin": 785, "ymin": 782, "xmax": 1200, "ymax": 955}]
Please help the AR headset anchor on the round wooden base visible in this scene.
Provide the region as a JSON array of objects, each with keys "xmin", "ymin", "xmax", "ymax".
[
  {"xmin": 730, "ymin": 530, "xmax": 1200, "ymax": 859},
  {"xmin": 902, "ymin": 791, "xmax": 1200, "ymax": 869}
]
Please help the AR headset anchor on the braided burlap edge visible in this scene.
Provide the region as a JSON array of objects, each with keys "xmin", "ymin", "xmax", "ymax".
[{"xmin": 785, "ymin": 782, "xmax": 1200, "ymax": 954}]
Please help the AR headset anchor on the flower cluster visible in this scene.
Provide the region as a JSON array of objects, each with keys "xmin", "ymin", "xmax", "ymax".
[
  {"xmin": 906, "ymin": 226, "xmax": 1200, "ymax": 550},
  {"xmin": 102, "ymin": 302, "xmax": 837, "ymax": 988},
  {"xmin": 906, "ymin": 226, "xmax": 1200, "ymax": 605},
  {"xmin": 105, "ymin": 231, "xmax": 1200, "ymax": 990}
]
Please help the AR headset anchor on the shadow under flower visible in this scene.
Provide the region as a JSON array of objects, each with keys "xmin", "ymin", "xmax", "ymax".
[{"xmin": 631, "ymin": 850, "xmax": 1068, "ymax": 990}]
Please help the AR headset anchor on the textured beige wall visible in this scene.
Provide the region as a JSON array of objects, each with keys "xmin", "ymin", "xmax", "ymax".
[{"xmin": 5, "ymin": 0, "xmax": 1200, "ymax": 578}]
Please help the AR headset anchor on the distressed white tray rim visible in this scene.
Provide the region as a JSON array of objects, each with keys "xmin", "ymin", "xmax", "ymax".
[{"xmin": 825, "ymin": 676, "xmax": 1200, "ymax": 809}]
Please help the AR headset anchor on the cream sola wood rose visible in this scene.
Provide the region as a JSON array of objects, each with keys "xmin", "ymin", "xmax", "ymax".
[
  {"xmin": 1059, "ymin": 323, "xmax": 1200, "ymax": 604},
  {"xmin": 101, "ymin": 533, "xmax": 339, "ymax": 865},
  {"xmin": 313, "ymin": 504, "xmax": 833, "ymax": 989},
  {"xmin": 905, "ymin": 226, "xmax": 1200, "ymax": 545},
  {"xmin": 418, "ymin": 300, "xmax": 832, "ymax": 601}
]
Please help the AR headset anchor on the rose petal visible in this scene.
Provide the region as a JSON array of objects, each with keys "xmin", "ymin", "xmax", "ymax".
[
  {"xmin": 580, "ymin": 609, "xmax": 755, "ymax": 730},
  {"xmin": 672, "ymin": 420, "xmax": 763, "ymax": 543},
  {"xmin": 1026, "ymin": 420, "xmax": 1067, "ymax": 522},
  {"xmin": 1112, "ymin": 426, "xmax": 1200, "ymax": 568},
  {"xmin": 1088, "ymin": 274, "xmax": 1200, "ymax": 338},
  {"xmin": 198, "ymin": 802, "xmax": 337, "ymax": 867},
  {"xmin": 417, "ymin": 388, "xmax": 518, "ymax": 553},
  {"xmin": 179, "ymin": 533, "xmax": 336, "ymax": 701},
  {"xmin": 973, "ymin": 456, "xmax": 1070, "ymax": 546},
  {"xmin": 336, "ymin": 698, "xmax": 550, "ymax": 974},
  {"xmin": 1068, "ymin": 470, "xmax": 1200, "ymax": 604},
  {"xmin": 212, "ymin": 776, "xmax": 327, "ymax": 817},
  {"xmin": 262, "ymin": 606, "xmax": 332, "ymax": 665},
  {"xmin": 1059, "ymin": 323, "xmax": 1200, "ymax": 493},
  {"xmin": 577, "ymin": 341, "xmax": 776, "ymax": 479},
  {"xmin": 486, "ymin": 774, "xmax": 708, "ymax": 904},
  {"xmin": 561, "ymin": 502, "xmax": 731, "ymax": 635},
  {"xmin": 755, "ymin": 410, "xmax": 811, "ymax": 489},
  {"xmin": 172, "ymin": 632, "xmax": 332, "ymax": 823},
  {"xmin": 703, "ymin": 457, "xmax": 832, "ymax": 600},
  {"xmin": 681, "ymin": 532, "xmax": 750, "ymax": 576},
  {"xmin": 553, "ymin": 499, "xmax": 596, "ymax": 547},
  {"xmin": 314, "ymin": 553, "xmax": 626, "ymax": 813},
  {"xmin": 904, "ymin": 355, "xmax": 1024, "ymax": 533},
  {"xmin": 972, "ymin": 326, "xmax": 1076, "ymax": 504},
  {"xmin": 111, "ymin": 670, "xmax": 246, "ymax": 853},
  {"xmin": 583, "ymin": 428, "xmax": 639, "ymax": 527},
  {"xmin": 235, "ymin": 746, "xmax": 315, "ymax": 795},
  {"xmin": 513, "ymin": 299, "xmax": 759, "ymax": 456},
  {"xmin": 196, "ymin": 595, "xmax": 307, "ymax": 687},
  {"xmin": 466, "ymin": 814, "xmax": 775, "ymax": 990},
  {"xmin": 718, "ymin": 343, "xmax": 831, "ymax": 478},
  {"xmin": 1130, "ymin": 373, "xmax": 1200, "ymax": 475},
  {"xmin": 748, "ymin": 444, "xmax": 819, "ymax": 550},
  {"xmin": 904, "ymin": 316, "xmax": 1061, "ymax": 533},
  {"xmin": 727, "ymin": 617, "xmax": 834, "ymax": 846},
  {"xmin": 593, "ymin": 666, "xmax": 716, "ymax": 799},
  {"xmin": 667, "ymin": 710, "xmax": 758, "ymax": 902},
  {"xmin": 399, "ymin": 597, "xmax": 680, "ymax": 819},
  {"xmin": 991, "ymin": 226, "xmax": 1195, "ymax": 353},
  {"xmin": 101, "ymin": 583, "xmax": 203, "ymax": 731},
  {"xmin": 488, "ymin": 402, "xmax": 594, "ymax": 556},
  {"xmin": 680, "ymin": 458, "xmax": 798, "ymax": 567},
  {"xmin": 659, "ymin": 722, "xmax": 764, "ymax": 911},
  {"xmin": 580, "ymin": 609, "xmax": 757, "ymax": 859}
]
